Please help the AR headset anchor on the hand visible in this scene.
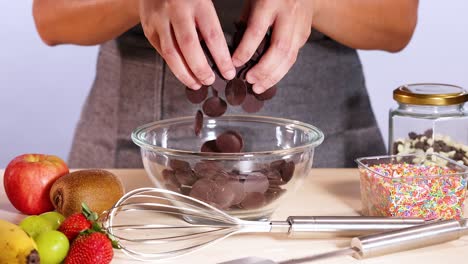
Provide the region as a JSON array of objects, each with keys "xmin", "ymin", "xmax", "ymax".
[
  {"xmin": 139, "ymin": 0, "xmax": 236, "ymax": 90},
  {"xmin": 232, "ymin": 0, "xmax": 314, "ymax": 94}
]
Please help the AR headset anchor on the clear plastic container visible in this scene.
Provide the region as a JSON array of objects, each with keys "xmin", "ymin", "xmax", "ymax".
[
  {"xmin": 389, "ymin": 84, "xmax": 468, "ymax": 166},
  {"xmin": 356, "ymin": 153, "xmax": 468, "ymax": 220}
]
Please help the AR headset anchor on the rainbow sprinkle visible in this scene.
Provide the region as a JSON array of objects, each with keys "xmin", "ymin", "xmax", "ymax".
[{"xmin": 359, "ymin": 163, "xmax": 467, "ymax": 220}]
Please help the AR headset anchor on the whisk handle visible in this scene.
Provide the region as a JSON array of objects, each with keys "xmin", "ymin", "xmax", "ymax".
[
  {"xmin": 285, "ymin": 216, "xmax": 426, "ymax": 238},
  {"xmin": 351, "ymin": 219, "xmax": 466, "ymax": 258}
]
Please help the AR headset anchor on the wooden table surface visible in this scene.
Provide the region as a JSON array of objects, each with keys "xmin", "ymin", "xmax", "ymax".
[{"xmin": 1, "ymin": 169, "xmax": 467, "ymax": 263}]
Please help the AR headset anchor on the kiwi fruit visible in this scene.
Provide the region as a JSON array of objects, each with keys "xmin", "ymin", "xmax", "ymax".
[{"xmin": 50, "ymin": 169, "xmax": 124, "ymax": 217}]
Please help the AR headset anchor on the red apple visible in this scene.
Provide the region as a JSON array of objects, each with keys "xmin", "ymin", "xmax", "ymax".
[{"xmin": 4, "ymin": 154, "xmax": 69, "ymax": 215}]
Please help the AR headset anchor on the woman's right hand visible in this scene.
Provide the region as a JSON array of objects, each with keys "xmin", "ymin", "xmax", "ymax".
[{"xmin": 139, "ymin": 0, "xmax": 236, "ymax": 90}]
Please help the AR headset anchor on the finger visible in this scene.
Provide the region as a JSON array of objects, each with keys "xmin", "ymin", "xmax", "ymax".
[
  {"xmin": 171, "ymin": 12, "xmax": 215, "ymax": 86},
  {"xmin": 252, "ymin": 13, "xmax": 308, "ymax": 94},
  {"xmin": 196, "ymin": 4, "xmax": 236, "ymax": 80},
  {"xmin": 252, "ymin": 48, "xmax": 298, "ymax": 94},
  {"xmin": 150, "ymin": 20, "xmax": 202, "ymax": 90},
  {"xmin": 231, "ymin": 3, "xmax": 275, "ymax": 67},
  {"xmin": 246, "ymin": 13, "xmax": 296, "ymax": 86}
]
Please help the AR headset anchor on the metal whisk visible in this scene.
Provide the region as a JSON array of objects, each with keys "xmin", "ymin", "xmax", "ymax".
[{"xmin": 100, "ymin": 187, "xmax": 428, "ymax": 262}]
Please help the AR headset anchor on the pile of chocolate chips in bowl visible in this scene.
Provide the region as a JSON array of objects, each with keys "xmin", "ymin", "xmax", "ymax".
[{"xmin": 159, "ymin": 23, "xmax": 299, "ymax": 216}]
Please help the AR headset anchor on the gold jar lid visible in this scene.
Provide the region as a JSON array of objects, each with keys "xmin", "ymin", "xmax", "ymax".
[{"xmin": 393, "ymin": 83, "xmax": 468, "ymax": 106}]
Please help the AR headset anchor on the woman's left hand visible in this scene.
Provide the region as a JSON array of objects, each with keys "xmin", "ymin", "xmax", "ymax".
[{"xmin": 232, "ymin": 0, "xmax": 314, "ymax": 94}]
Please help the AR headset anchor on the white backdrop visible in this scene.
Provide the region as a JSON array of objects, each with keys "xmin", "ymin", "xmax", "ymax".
[{"xmin": 1, "ymin": 1, "xmax": 467, "ymax": 167}]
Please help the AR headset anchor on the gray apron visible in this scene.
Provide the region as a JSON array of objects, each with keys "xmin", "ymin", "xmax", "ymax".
[{"xmin": 69, "ymin": 1, "xmax": 385, "ymax": 168}]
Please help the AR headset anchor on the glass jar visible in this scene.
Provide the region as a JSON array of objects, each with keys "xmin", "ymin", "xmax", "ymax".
[{"xmin": 389, "ymin": 83, "xmax": 468, "ymax": 166}]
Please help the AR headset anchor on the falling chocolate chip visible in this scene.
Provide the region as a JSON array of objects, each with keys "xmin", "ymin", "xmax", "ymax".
[
  {"xmin": 225, "ymin": 78, "xmax": 247, "ymax": 106},
  {"xmin": 251, "ymin": 37, "xmax": 269, "ymax": 62},
  {"xmin": 216, "ymin": 130, "xmax": 244, "ymax": 153},
  {"xmin": 194, "ymin": 110, "xmax": 203, "ymax": 136},
  {"xmin": 202, "ymin": 96, "xmax": 227, "ymax": 117},
  {"xmin": 254, "ymin": 85, "xmax": 277, "ymax": 101},
  {"xmin": 242, "ymin": 93, "xmax": 264, "ymax": 113},
  {"xmin": 236, "ymin": 64, "xmax": 251, "ymax": 80},
  {"xmin": 185, "ymin": 85, "xmax": 208, "ymax": 104},
  {"xmin": 212, "ymin": 71, "xmax": 226, "ymax": 93},
  {"xmin": 201, "ymin": 140, "xmax": 220, "ymax": 153}
]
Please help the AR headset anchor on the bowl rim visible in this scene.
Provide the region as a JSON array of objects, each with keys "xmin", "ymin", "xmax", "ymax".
[
  {"xmin": 355, "ymin": 153, "xmax": 468, "ymax": 179},
  {"xmin": 131, "ymin": 114, "xmax": 324, "ymax": 158}
]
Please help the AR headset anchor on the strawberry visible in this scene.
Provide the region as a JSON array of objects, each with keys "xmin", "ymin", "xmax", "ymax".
[
  {"xmin": 58, "ymin": 213, "xmax": 92, "ymax": 241},
  {"xmin": 65, "ymin": 232, "xmax": 114, "ymax": 264}
]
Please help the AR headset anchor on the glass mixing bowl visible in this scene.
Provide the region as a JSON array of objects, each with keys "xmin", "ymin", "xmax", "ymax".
[{"xmin": 132, "ymin": 115, "xmax": 324, "ymax": 220}]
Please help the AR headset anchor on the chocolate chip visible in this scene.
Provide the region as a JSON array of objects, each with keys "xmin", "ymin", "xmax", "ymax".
[
  {"xmin": 180, "ymin": 186, "xmax": 192, "ymax": 196},
  {"xmin": 240, "ymin": 192, "xmax": 266, "ymax": 210},
  {"xmin": 454, "ymin": 151, "xmax": 465, "ymax": 160},
  {"xmin": 185, "ymin": 85, "xmax": 208, "ymax": 104},
  {"xmin": 408, "ymin": 132, "xmax": 418, "ymax": 140},
  {"xmin": 162, "ymin": 169, "xmax": 175, "ymax": 179},
  {"xmin": 190, "ymin": 178, "xmax": 217, "ymax": 204},
  {"xmin": 225, "ymin": 78, "xmax": 247, "ymax": 106},
  {"xmin": 190, "ymin": 178, "xmax": 235, "ymax": 209},
  {"xmin": 212, "ymin": 71, "xmax": 226, "ymax": 93},
  {"xmin": 169, "ymin": 159, "xmax": 191, "ymax": 171},
  {"xmin": 280, "ymin": 161, "xmax": 295, "ymax": 183},
  {"xmin": 251, "ymin": 37, "xmax": 269, "ymax": 62},
  {"xmin": 194, "ymin": 110, "xmax": 203, "ymax": 136},
  {"xmin": 236, "ymin": 64, "xmax": 251, "ymax": 80},
  {"xmin": 212, "ymin": 86, "xmax": 219, "ymax": 97},
  {"xmin": 202, "ymin": 96, "xmax": 227, "ymax": 117},
  {"xmin": 241, "ymin": 93, "xmax": 264, "ymax": 113},
  {"xmin": 194, "ymin": 161, "xmax": 224, "ymax": 173},
  {"xmin": 162, "ymin": 169, "xmax": 181, "ymax": 188},
  {"xmin": 254, "ymin": 85, "xmax": 277, "ymax": 101},
  {"xmin": 244, "ymin": 172, "xmax": 269, "ymax": 193},
  {"xmin": 270, "ymin": 160, "xmax": 286, "ymax": 172},
  {"xmin": 201, "ymin": 140, "xmax": 220, "ymax": 153},
  {"xmin": 414, "ymin": 141, "xmax": 425, "ymax": 150},
  {"xmin": 165, "ymin": 183, "xmax": 181, "ymax": 193},
  {"xmin": 424, "ymin": 129, "xmax": 433, "ymax": 138},
  {"xmin": 263, "ymin": 169, "xmax": 284, "ymax": 186},
  {"xmin": 442, "ymin": 144, "xmax": 451, "ymax": 152},
  {"xmin": 216, "ymin": 130, "xmax": 244, "ymax": 153},
  {"xmin": 194, "ymin": 162, "xmax": 227, "ymax": 179},
  {"xmin": 226, "ymin": 180, "xmax": 245, "ymax": 205},
  {"xmin": 174, "ymin": 169, "xmax": 197, "ymax": 186}
]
